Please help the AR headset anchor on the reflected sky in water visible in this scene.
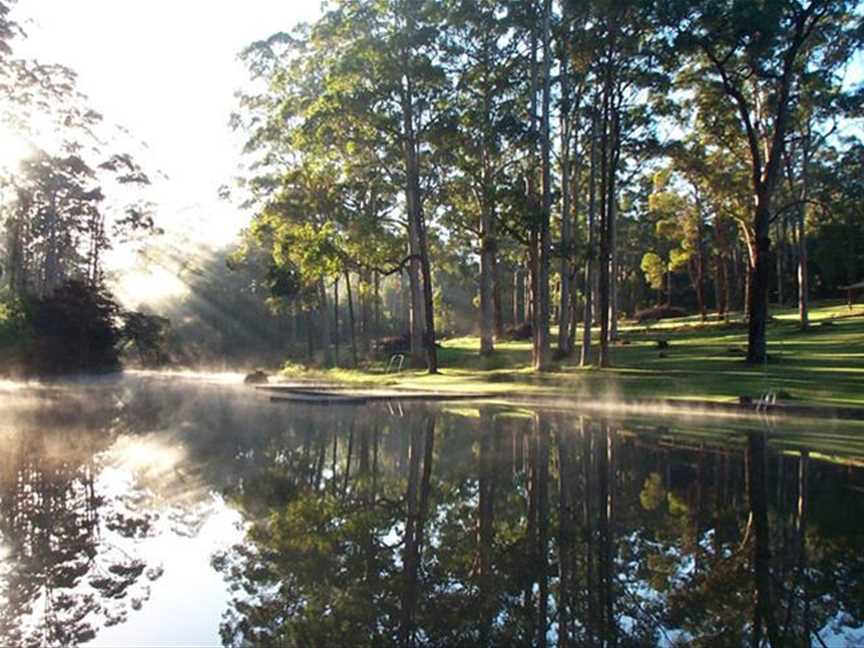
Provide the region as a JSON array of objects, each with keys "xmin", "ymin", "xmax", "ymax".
[{"xmin": 1, "ymin": 375, "xmax": 863, "ymax": 647}]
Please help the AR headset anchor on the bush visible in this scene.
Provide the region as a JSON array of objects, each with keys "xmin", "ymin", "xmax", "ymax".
[
  {"xmin": 121, "ymin": 311, "xmax": 173, "ymax": 368},
  {"xmin": 27, "ymin": 280, "xmax": 123, "ymax": 375},
  {"xmin": 0, "ymin": 293, "xmax": 33, "ymax": 375},
  {"xmin": 634, "ymin": 305, "xmax": 688, "ymax": 323},
  {"xmin": 1, "ymin": 282, "xmax": 183, "ymax": 376},
  {"xmin": 374, "ymin": 334, "xmax": 411, "ymax": 356},
  {"xmin": 501, "ymin": 322, "xmax": 532, "ymax": 341}
]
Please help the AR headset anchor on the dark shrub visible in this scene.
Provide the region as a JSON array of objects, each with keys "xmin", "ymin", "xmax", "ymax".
[
  {"xmin": 0, "ymin": 294, "xmax": 33, "ymax": 376},
  {"xmin": 374, "ymin": 334, "xmax": 411, "ymax": 356},
  {"xmin": 121, "ymin": 311, "xmax": 173, "ymax": 368},
  {"xmin": 28, "ymin": 280, "xmax": 122, "ymax": 375},
  {"xmin": 634, "ymin": 306, "xmax": 688, "ymax": 323},
  {"xmin": 502, "ymin": 322, "xmax": 532, "ymax": 341}
]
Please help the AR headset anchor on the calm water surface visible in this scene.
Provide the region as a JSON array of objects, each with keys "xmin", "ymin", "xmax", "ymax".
[{"xmin": 1, "ymin": 375, "xmax": 863, "ymax": 647}]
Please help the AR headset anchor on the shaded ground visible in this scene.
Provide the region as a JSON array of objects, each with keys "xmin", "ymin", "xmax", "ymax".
[{"xmin": 282, "ymin": 301, "xmax": 864, "ymax": 409}]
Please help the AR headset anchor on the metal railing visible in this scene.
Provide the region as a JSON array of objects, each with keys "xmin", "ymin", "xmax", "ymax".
[
  {"xmin": 386, "ymin": 353, "xmax": 406, "ymax": 374},
  {"xmin": 756, "ymin": 389, "xmax": 777, "ymax": 413}
]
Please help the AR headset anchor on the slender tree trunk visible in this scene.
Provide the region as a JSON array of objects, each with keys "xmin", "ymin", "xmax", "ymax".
[
  {"xmin": 581, "ymin": 109, "xmax": 597, "ymax": 367},
  {"xmin": 743, "ymin": 249, "xmax": 751, "ymax": 319},
  {"xmin": 407, "ymin": 238, "xmax": 425, "ymax": 365},
  {"xmin": 419, "ymin": 220, "xmax": 438, "ymax": 373},
  {"xmin": 529, "ymin": 229, "xmax": 540, "ymax": 356},
  {"xmin": 345, "ymin": 271, "xmax": 359, "ymax": 368},
  {"xmin": 747, "ymin": 199, "xmax": 771, "ymax": 364},
  {"xmin": 693, "ymin": 261, "xmax": 706, "ymax": 322},
  {"xmin": 401, "ymin": 268, "xmax": 412, "ymax": 338},
  {"xmin": 373, "ymin": 271, "xmax": 381, "ymax": 343},
  {"xmin": 360, "ymin": 269, "xmax": 371, "ymax": 355},
  {"xmin": 797, "ymin": 211, "xmax": 809, "ymax": 329},
  {"xmin": 6, "ymin": 215, "xmax": 23, "ymax": 295},
  {"xmin": 493, "ymin": 255, "xmax": 503, "ymax": 338},
  {"xmin": 400, "ymin": 62, "xmax": 429, "ymax": 369},
  {"xmin": 319, "ymin": 279, "xmax": 333, "ymax": 367},
  {"xmin": 334, "ymin": 278, "xmax": 340, "ymax": 365},
  {"xmin": 796, "ymin": 143, "xmax": 811, "ymax": 329},
  {"xmin": 535, "ymin": 0, "xmax": 552, "ymax": 371},
  {"xmin": 558, "ymin": 11, "xmax": 573, "ymax": 357},
  {"xmin": 776, "ymin": 220, "xmax": 784, "ymax": 307},
  {"xmin": 724, "ymin": 254, "xmax": 733, "ymax": 320},
  {"xmin": 696, "ymin": 217, "xmax": 707, "ymax": 322},
  {"xmin": 715, "ymin": 253, "xmax": 727, "ymax": 319},
  {"xmin": 42, "ymin": 189, "xmax": 59, "ymax": 296},
  {"xmin": 568, "ymin": 273, "xmax": 579, "ymax": 351},
  {"xmin": 527, "ymin": 4, "xmax": 541, "ymax": 370},
  {"xmin": 305, "ymin": 309, "xmax": 315, "ymax": 360},
  {"xmin": 608, "ymin": 193, "xmax": 619, "ymax": 341},
  {"xmin": 513, "ymin": 267, "xmax": 523, "ymax": 326},
  {"xmin": 597, "ymin": 84, "xmax": 612, "ymax": 368},
  {"xmin": 480, "ymin": 200, "xmax": 496, "ymax": 356}
]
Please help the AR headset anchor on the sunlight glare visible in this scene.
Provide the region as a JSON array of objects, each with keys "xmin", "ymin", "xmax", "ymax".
[
  {"xmin": 0, "ymin": 126, "xmax": 35, "ymax": 174},
  {"xmin": 109, "ymin": 434, "xmax": 186, "ymax": 480},
  {"xmin": 113, "ymin": 265, "xmax": 190, "ymax": 308}
]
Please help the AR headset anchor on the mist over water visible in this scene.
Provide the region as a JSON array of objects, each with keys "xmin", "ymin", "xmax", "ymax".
[{"xmin": 1, "ymin": 374, "xmax": 863, "ymax": 646}]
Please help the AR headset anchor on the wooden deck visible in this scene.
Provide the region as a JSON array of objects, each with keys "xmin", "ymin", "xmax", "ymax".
[
  {"xmin": 256, "ymin": 383, "xmax": 486, "ymax": 406},
  {"xmin": 253, "ymin": 384, "xmax": 864, "ymax": 420}
]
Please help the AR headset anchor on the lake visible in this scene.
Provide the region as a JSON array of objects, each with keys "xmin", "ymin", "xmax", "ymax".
[{"xmin": 1, "ymin": 374, "xmax": 863, "ymax": 647}]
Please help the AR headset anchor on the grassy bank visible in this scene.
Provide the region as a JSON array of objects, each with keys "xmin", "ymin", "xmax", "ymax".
[{"xmin": 281, "ymin": 301, "xmax": 864, "ymax": 409}]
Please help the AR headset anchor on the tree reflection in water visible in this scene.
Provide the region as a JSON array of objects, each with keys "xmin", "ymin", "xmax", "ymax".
[
  {"xmin": 2, "ymin": 379, "xmax": 863, "ymax": 647},
  {"xmin": 213, "ymin": 405, "xmax": 864, "ymax": 648},
  {"xmin": 0, "ymin": 390, "xmax": 160, "ymax": 646}
]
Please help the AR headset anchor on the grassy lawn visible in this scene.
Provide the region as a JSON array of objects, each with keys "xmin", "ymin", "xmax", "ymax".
[{"xmin": 281, "ymin": 300, "xmax": 864, "ymax": 409}]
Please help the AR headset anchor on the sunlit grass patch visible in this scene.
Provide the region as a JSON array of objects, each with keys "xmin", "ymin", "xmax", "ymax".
[{"xmin": 279, "ymin": 300, "xmax": 864, "ymax": 409}]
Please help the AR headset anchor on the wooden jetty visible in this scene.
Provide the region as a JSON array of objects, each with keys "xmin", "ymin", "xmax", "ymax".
[
  {"xmin": 253, "ymin": 383, "xmax": 864, "ymax": 421},
  {"xmin": 256, "ymin": 383, "xmax": 486, "ymax": 406}
]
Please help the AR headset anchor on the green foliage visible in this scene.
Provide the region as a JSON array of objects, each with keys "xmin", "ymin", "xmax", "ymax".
[
  {"xmin": 4, "ymin": 284, "xmax": 174, "ymax": 375},
  {"xmin": 0, "ymin": 291, "xmax": 31, "ymax": 370},
  {"xmin": 668, "ymin": 247, "xmax": 691, "ymax": 273},
  {"xmin": 0, "ymin": 100, "xmax": 154, "ymax": 297},
  {"xmin": 810, "ymin": 143, "xmax": 864, "ymax": 291},
  {"xmin": 121, "ymin": 311, "xmax": 172, "ymax": 368},
  {"xmin": 640, "ymin": 472, "xmax": 667, "ymax": 511},
  {"xmin": 640, "ymin": 252, "xmax": 667, "ymax": 291},
  {"xmin": 223, "ymin": 0, "xmax": 864, "ymax": 371},
  {"xmin": 26, "ymin": 280, "xmax": 122, "ymax": 375},
  {"xmin": 265, "ymin": 262, "xmax": 302, "ymax": 301},
  {"xmin": 433, "ymin": 284, "xmax": 459, "ymax": 337}
]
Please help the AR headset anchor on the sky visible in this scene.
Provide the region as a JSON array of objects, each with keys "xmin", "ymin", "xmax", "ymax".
[{"xmin": 12, "ymin": 0, "xmax": 321, "ymax": 303}]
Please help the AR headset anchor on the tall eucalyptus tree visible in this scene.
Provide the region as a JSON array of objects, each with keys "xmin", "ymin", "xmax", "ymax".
[
  {"xmin": 667, "ymin": 0, "xmax": 863, "ymax": 363},
  {"xmin": 442, "ymin": 0, "xmax": 523, "ymax": 357}
]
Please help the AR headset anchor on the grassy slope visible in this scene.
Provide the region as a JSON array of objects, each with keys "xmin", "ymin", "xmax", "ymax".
[{"xmin": 282, "ymin": 301, "xmax": 864, "ymax": 409}]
